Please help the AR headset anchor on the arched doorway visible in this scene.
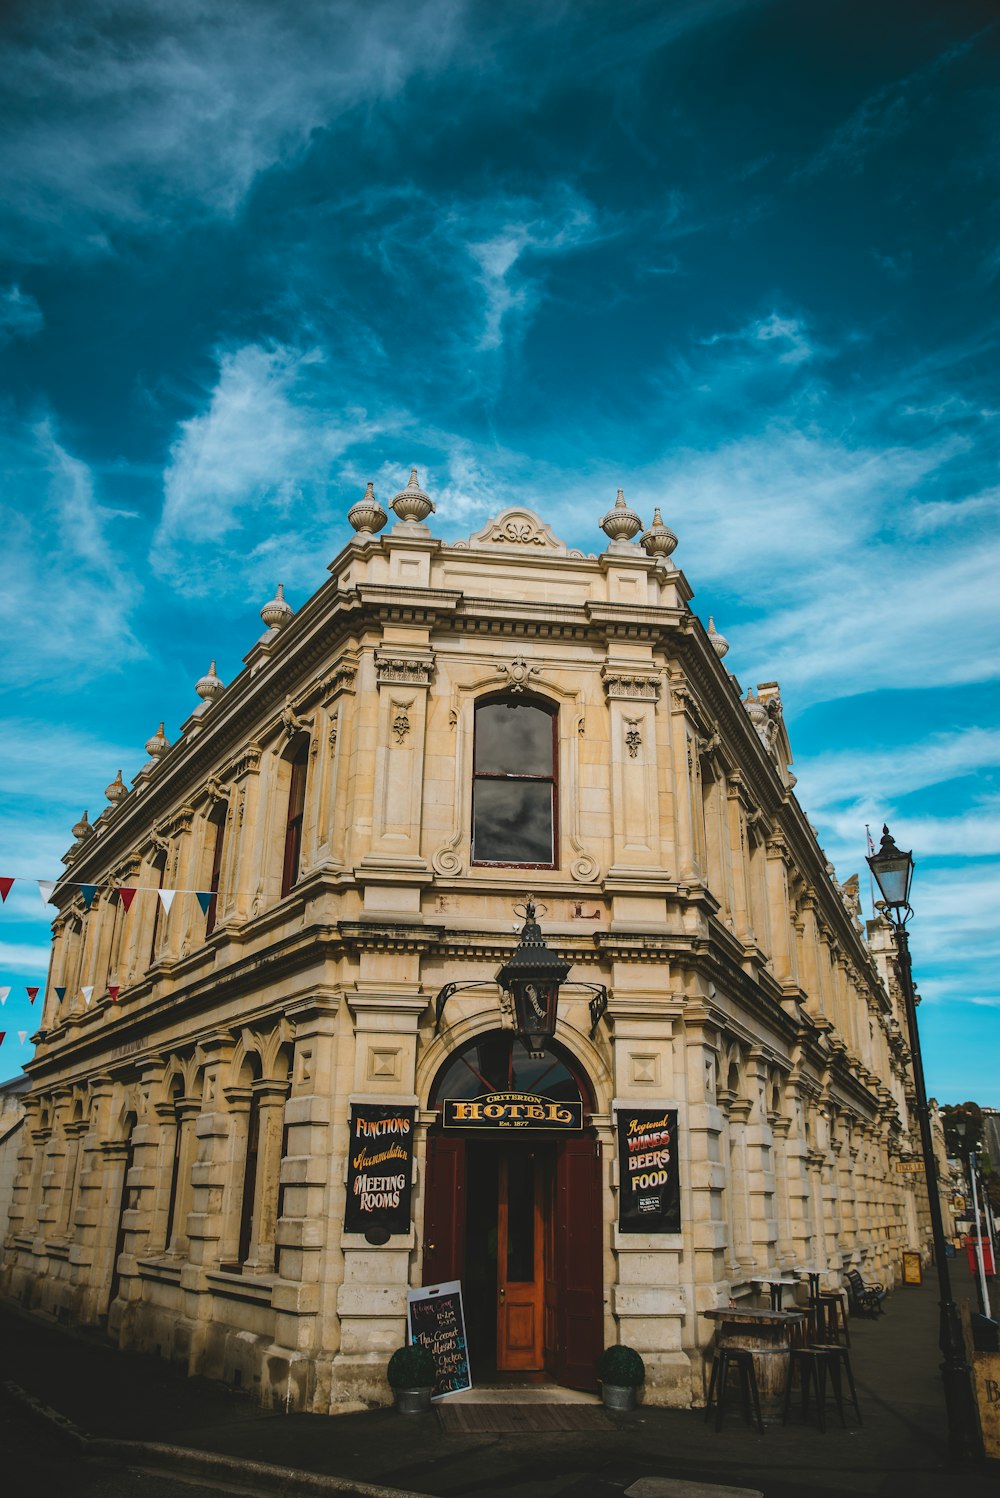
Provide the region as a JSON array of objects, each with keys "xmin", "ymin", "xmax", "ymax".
[{"xmin": 424, "ymin": 1031, "xmax": 603, "ymax": 1391}]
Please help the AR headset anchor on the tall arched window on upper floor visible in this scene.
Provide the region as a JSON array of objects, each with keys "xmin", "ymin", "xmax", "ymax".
[
  {"xmin": 472, "ymin": 695, "xmax": 557, "ymax": 868},
  {"xmin": 204, "ymin": 806, "xmax": 226, "ymax": 935},
  {"xmin": 148, "ymin": 849, "xmax": 167, "ymax": 966},
  {"xmin": 281, "ymin": 735, "xmax": 310, "ymax": 898}
]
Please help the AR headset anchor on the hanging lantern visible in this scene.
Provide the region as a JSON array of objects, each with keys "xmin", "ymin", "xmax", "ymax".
[{"xmin": 495, "ymin": 899, "xmax": 571, "ymax": 1050}]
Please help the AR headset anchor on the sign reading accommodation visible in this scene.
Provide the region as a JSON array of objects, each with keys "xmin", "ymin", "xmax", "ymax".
[
  {"xmin": 616, "ymin": 1107, "xmax": 680, "ymax": 1234},
  {"xmin": 443, "ymin": 1090, "xmax": 582, "ymax": 1130},
  {"xmin": 344, "ymin": 1104, "xmax": 415, "ymax": 1237},
  {"xmin": 407, "ymin": 1280, "xmax": 472, "ymax": 1398}
]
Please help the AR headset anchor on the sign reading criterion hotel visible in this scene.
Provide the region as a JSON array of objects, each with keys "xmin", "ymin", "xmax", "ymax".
[
  {"xmin": 443, "ymin": 1091, "xmax": 583, "ymax": 1130},
  {"xmin": 616, "ymin": 1108, "xmax": 680, "ymax": 1233},
  {"xmin": 344, "ymin": 1104, "xmax": 415, "ymax": 1236}
]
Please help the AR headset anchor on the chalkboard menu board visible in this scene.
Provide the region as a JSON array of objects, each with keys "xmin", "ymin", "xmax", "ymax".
[
  {"xmin": 344, "ymin": 1104, "xmax": 415, "ymax": 1237},
  {"xmin": 407, "ymin": 1281, "xmax": 472, "ymax": 1398},
  {"xmin": 616, "ymin": 1107, "xmax": 680, "ymax": 1234}
]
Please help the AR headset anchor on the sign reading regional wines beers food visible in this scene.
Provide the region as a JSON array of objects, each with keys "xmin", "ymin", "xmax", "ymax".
[
  {"xmin": 344, "ymin": 1104, "xmax": 415, "ymax": 1236},
  {"xmin": 443, "ymin": 1090, "xmax": 582, "ymax": 1130},
  {"xmin": 616, "ymin": 1107, "xmax": 680, "ymax": 1234}
]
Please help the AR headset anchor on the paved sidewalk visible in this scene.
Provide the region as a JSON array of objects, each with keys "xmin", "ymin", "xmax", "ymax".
[{"xmin": 1, "ymin": 1261, "xmax": 997, "ymax": 1498}]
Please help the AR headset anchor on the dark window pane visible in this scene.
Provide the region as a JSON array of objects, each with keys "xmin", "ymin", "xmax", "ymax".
[
  {"xmin": 473, "ymin": 779, "xmax": 553, "ymax": 864},
  {"xmin": 475, "ymin": 701, "xmax": 553, "ymax": 776}
]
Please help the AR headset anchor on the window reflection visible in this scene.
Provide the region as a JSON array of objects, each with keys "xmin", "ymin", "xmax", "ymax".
[{"xmin": 472, "ymin": 696, "xmax": 556, "ymax": 866}]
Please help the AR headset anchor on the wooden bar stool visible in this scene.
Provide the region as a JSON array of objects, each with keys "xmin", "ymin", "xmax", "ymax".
[{"xmin": 705, "ymin": 1346, "xmax": 765, "ymax": 1434}]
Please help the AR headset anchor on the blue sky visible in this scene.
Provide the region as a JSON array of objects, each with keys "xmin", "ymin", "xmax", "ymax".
[{"xmin": 0, "ymin": 0, "xmax": 998, "ymax": 1104}]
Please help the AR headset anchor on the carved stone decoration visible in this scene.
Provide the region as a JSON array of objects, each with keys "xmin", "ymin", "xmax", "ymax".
[
  {"xmin": 105, "ymin": 770, "xmax": 127, "ymax": 805},
  {"xmin": 497, "ymin": 656, "xmax": 538, "ymax": 693},
  {"xmin": 375, "ymin": 654, "xmax": 433, "ymax": 687},
  {"xmin": 601, "ymin": 665, "xmax": 661, "ymax": 701},
  {"xmin": 391, "ymin": 704, "xmax": 411, "ymax": 745},
  {"xmin": 466, "ymin": 507, "xmax": 568, "ymax": 552},
  {"xmin": 707, "ymin": 616, "xmax": 730, "ymax": 659},
  {"xmin": 570, "ymin": 851, "xmax": 600, "ymax": 883},
  {"xmin": 260, "ymin": 582, "xmax": 293, "ymax": 631},
  {"xmin": 600, "ymin": 488, "xmax": 643, "ymax": 544},
  {"xmin": 145, "ymin": 722, "xmax": 170, "ymax": 759},
  {"xmin": 640, "ymin": 507, "xmax": 678, "ymax": 558},
  {"xmin": 347, "ymin": 481, "xmax": 387, "ymax": 535},
  {"xmin": 624, "ymin": 719, "xmax": 642, "ymax": 758},
  {"xmin": 279, "ymin": 697, "xmax": 313, "ymax": 741},
  {"xmin": 390, "ymin": 468, "xmax": 434, "ymax": 524},
  {"xmin": 228, "ymin": 742, "xmax": 262, "ymax": 779},
  {"xmin": 432, "ymin": 844, "xmax": 464, "ymax": 877}
]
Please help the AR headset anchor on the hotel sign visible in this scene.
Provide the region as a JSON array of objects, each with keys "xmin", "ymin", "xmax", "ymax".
[{"xmin": 443, "ymin": 1091, "xmax": 583, "ymax": 1130}]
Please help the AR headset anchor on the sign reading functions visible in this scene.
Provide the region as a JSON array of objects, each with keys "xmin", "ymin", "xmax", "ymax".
[
  {"xmin": 344, "ymin": 1103, "xmax": 415, "ymax": 1237},
  {"xmin": 616, "ymin": 1107, "xmax": 680, "ymax": 1234},
  {"xmin": 443, "ymin": 1090, "xmax": 582, "ymax": 1130},
  {"xmin": 407, "ymin": 1280, "xmax": 472, "ymax": 1398}
]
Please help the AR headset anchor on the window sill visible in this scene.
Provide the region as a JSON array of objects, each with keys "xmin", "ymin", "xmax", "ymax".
[
  {"xmin": 136, "ymin": 1257, "xmax": 184, "ymax": 1286},
  {"xmin": 206, "ymin": 1267, "xmax": 276, "ymax": 1306}
]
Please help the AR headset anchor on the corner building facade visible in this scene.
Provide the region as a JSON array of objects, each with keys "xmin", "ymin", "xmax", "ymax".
[{"xmin": 2, "ymin": 493, "xmax": 927, "ymax": 1411}]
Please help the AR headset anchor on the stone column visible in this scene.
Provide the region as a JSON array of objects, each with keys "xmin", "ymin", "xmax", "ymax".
[
  {"xmin": 744, "ymin": 1053, "xmax": 777, "ymax": 1272},
  {"xmin": 764, "ymin": 835, "xmax": 795, "ymax": 985},
  {"xmin": 601, "ymin": 666, "xmax": 666, "ymax": 881},
  {"xmin": 358, "ymin": 647, "xmax": 434, "ymax": 878}
]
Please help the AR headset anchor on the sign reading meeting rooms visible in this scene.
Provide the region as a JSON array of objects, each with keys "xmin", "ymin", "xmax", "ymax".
[{"xmin": 344, "ymin": 1103, "xmax": 416, "ymax": 1236}]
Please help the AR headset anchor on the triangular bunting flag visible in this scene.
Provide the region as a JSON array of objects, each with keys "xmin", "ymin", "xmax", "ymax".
[
  {"xmin": 17, "ymin": 1031, "xmax": 27, "ymax": 1044},
  {"xmin": 0, "ymin": 1033, "xmax": 5, "ymax": 1047},
  {"xmin": 38, "ymin": 880, "xmax": 56, "ymax": 906},
  {"xmin": 55, "ymin": 986, "xmax": 66, "ymax": 1001},
  {"xmin": 157, "ymin": 889, "xmax": 176, "ymax": 916},
  {"xmin": 81, "ymin": 985, "xmax": 94, "ymax": 1003},
  {"xmin": 0, "ymin": 876, "xmax": 13, "ymax": 902},
  {"xmin": 108, "ymin": 986, "xmax": 120, "ymax": 1003},
  {"xmin": 118, "ymin": 887, "xmax": 137, "ymax": 913},
  {"xmin": 0, "ymin": 987, "xmax": 9, "ymax": 1005},
  {"xmin": 83, "ymin": 991, "xmax": 91, "ymax": 1007},
  {"xmin": 196, "ymin": 891, "xmax": 213, "ymax": 916},
  {"xmin": 26, "ymin": 987, "xmax": 38, "ymax": 1003},
  {"xmin": 80, "ymin": 884, "xmax": 99, "ymax": 909}
]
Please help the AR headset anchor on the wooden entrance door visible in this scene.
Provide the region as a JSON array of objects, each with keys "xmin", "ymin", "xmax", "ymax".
[
  {"xmin": 545, "ymin": 1135, "xmax": 603, "ymax": 1390},
  {"xmin": 496, "ymin": 1149, "xmax": 544, "ymax": 1370}
]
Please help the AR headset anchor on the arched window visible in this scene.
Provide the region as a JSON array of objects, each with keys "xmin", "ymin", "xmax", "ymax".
[
  {"xmin": 472, "ymin": 695, "xmax": 557, "ymax": 867},
  {"xmin": 281, "ymin": 736, "xmax": 310, "ymax": 897},
  {"xmin": 205, "ymin": 806, "xmax": 226, "ymax": 935},
  {"xmin": 148, "ymin": 850, "xmax": 167, "ymax": 966}
]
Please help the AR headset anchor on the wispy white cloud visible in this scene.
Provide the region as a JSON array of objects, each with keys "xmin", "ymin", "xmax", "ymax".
[
  {"xmin": 0, "ymin": 417, "xmax": 141, "ymax": 689},
  {"xmin": 0, "ymin": 0, "xmax": 473, "ymax": 258},
  {"xmin": 0, "ymin": 941, "xmax": 50, "ymax": 974},
  {"xmin": 0, "ymin": 284, "xmax": 43, "ymax": 345},
  {"xmin": 701, "ymin": 310, "xmax": 815, "ymax": 366},
  {"xmin": 154, "ymin": 342, "xmax": 394, "ymax": 591}
]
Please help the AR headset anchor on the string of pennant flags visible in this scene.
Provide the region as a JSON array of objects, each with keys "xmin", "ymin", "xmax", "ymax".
[{"xmin": 0, "ymin": 875, "xmax": 215, "ymax": 916}]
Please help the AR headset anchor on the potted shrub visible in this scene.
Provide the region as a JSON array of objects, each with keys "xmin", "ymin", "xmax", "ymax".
[
  {"xmin": 387, "ymin": 1343, "xmax": 437, "ymax": 1414},
  {"xmin": 597, "ymin": 1344, "xmax": 645, "ymax": 1411}
]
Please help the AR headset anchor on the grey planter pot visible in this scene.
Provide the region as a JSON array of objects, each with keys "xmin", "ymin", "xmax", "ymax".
[
  {"xmin": 601, "ymin": 1382, "xmax": 639, "ymax": 1412},
  {"xmin": 394, "ymin": 1386, "xmax": 433, "ymax": 1414}
]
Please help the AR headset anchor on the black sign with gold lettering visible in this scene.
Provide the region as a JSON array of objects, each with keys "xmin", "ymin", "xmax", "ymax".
[
  {"xmin": 344, "ymin": 1104, "xmax": 415, "ymax": 1236},
  {"xmin": 617, "ymin": 1108, "xmax": 680, "ymax": 1233},
  {"xmin": 443, "ymin": 1091, "xmax": 582, "ymax": 1131}
]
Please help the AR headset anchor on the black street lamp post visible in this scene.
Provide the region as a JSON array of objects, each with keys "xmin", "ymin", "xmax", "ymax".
[{"xmin": 866, "ymin": 825, "xmax": 980, "ymax": 1464}]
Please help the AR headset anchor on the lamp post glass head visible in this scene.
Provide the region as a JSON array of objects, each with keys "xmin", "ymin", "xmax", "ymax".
[{"xmin": 866, "ymin": 823, "xmax": 915, "ymax": 915}]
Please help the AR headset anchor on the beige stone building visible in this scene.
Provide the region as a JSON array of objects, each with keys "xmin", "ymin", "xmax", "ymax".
[{"xmin": 1, "ymin": 478, "xmax": 930, "ymax": 1411}]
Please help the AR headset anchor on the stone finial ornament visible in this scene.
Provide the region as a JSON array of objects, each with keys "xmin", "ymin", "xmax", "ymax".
[
  {"xmin": 390, "ymin": 468, "xmax": 435, "ymax": 524},
  {"xmin": 707, "ymin": 617, "xmax": 730, "ymax": 659},
  {"xmin": 195, "ymin": 660, "xmax": 225, "ymax": 702},
  {"xmin": 71, "ymin": 809, "xmax": 94, "ymax": 841},
  {"xmin": 145, "ymin": 721, "xmax": 170, "ymax": 759},
  {"xmin": 105, "ymin": 769, "xmax": 127, "ymax": 804},
  {"xmin": 260, "ymin": 582, "xmax": 293, "ymax": 630},
  {"xmin": 347, "ymin": 481, "xmax": 388, "ymax": 535},
  {"xmin": 600, "ymin": 488, "xmax": 642, "ymax": 544},
  {"xmin": 640, "ymin": 506, "xmax": 678, "ymax": 558}
]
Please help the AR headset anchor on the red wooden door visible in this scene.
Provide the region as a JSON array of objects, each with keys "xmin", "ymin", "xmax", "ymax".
[
  {"xmin": 551, "ymin": 1135, "xmax": 603, "ymax": 1390},
  {"xmin": 422, "ymin": 1132, "xmax": 465, "ymax": 1285}
]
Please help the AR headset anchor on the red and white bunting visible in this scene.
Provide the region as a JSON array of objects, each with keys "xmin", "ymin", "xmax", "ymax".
[
  {"xmin": 0, "ymin": 987, "xmax": 9, "ymax": 1006},
  {"xmin": 38, "ymin": 880, "xmax": 56, "ymax": 906},
  {"xmin": 81, "ymin": 985, "xmax": 94, "ymax": 1005},
  {"xmin": 0, "ymin": 876, "xmax": 13, "ymax": 902},
  {"xmin": 157, "ymin": 889, "xmax": 176, "ymax": 916},
  {"xmin": 26, "ymin": 986, "xmax": 38, "ymax": 1003},
  {"xmin": 108, "ymin": 986, "xmax": 120, "ymax": 1003},
  {"xmin": 17, "ymin": 1031, "xmax": 27, "ymax": 1044},
  {"xmin": 118, "ymin": 887, "xmax": 137, "ymax": 914}
]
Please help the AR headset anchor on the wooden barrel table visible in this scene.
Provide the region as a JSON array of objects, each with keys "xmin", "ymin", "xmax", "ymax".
[{"xmin": 704, "ymin": 1306, "xmax": 806, "ymax": 1421}]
